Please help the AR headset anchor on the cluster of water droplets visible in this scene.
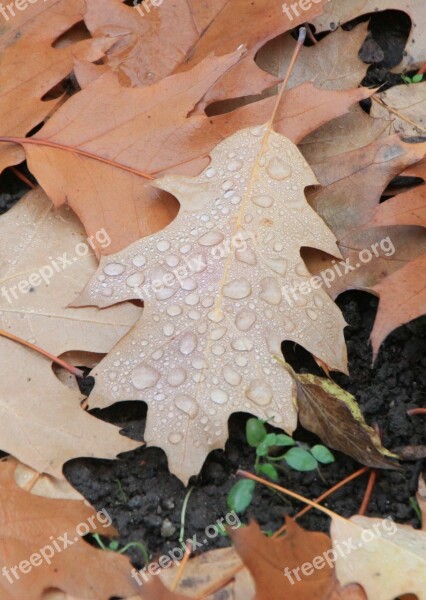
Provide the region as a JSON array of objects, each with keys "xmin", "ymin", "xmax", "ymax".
[{"xmin": 89, "ymin": 125, "xmax": 344, "ymax": 463}]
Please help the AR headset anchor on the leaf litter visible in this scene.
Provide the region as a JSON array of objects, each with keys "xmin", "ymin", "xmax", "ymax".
[{"xmin": 0, "ymin": 1, "xmax": 424, "ymax": 598}]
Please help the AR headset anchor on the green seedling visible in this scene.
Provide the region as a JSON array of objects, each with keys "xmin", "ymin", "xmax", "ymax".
[
  {"xmin": 401, "ymin": 73, "xmax": 424, "ymax": 84},
  {"xmin": 114, "ymin": 479, "xmax": 128, "ymax": 504},
  {"xmin": 227, "ymin": 418, "xmax": 335, "ymax": 513},
  {"xmin": 409, "ymin": 496, "xmax": 423, "ymax": 527},
  {"xmin": 92, "ymin": 533, "xmax": 150, "ymax": 563}
]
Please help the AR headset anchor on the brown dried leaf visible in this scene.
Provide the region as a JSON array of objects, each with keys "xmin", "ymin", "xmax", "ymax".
[
  {"xmin": 370, "ymin": 252, "xmax": 426, "ymax": 352},
  {"xmin": 76, "ymin": 123, "xmax": 347, "ymax": 483},
  {"xmin": 0, "ymin": 189, "xmax": 142, "ymax": 477},
  {"xmin": 394, "ymin": 445, "xmax": 426, "ymax": 460},
  {"xmin": 311, "ymin": 0, "xmax": 426, "ymax": 70},
  {"xmin": 257, "ymin": 24, "xmax": 368, "ymax": 91},
  {"xmin": 300, "ymin": 105, "xmax": 390, "ymax": 164},
  {"xmin": 8, "ymin": 457, "xmax": 83, "ymax": 501},
  {"xmin": 229, "ymin": 520, "xmax": 367, "ymax": 600},
  {"xmin": 83, "ymin": 0, "xmax": 327, "ymax": 103},
  {"xmin": 294, "ymin": 373, "xmax": 399, "ymax": 469},
  {"xmin": 371, "ymin": 82, "xmax": 426, "ymax": 137},
  {"xmin": 0, "ymin": 0, "xmax": 110, "ymax": 173},
  {"xmin": 305, "ymin": 136, "xmax": 426, "ymax": 355},
  {"xmin": 129, "ymin": 523, "xmax": 366, "ymax": 600},
  {"xmin": 21, "ymin": 50, "xmax": 370, "ymax": 253},
  {"xmin": 331, "ymin": 514, "xmax": 426, "ymax": 600},
  {"xmin": 0, "ymin": 460, "xmax": 138, "ymax": 600},
  {"xmin": 361, "ymin": 178, "xmax": 426, "ymax": 354}
]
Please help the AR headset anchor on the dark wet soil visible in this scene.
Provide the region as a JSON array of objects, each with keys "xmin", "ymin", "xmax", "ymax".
[{"xmin": 62, "ymin": 293, "xmax": 426, "ymax": 569}]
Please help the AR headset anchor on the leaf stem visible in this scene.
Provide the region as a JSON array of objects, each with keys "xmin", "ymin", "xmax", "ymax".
[
  {"xmin": 237, "ymin": 469, "xmax": 340, "ymax": 519},
  {"xmin": 0, "ymin": 137, "xmax": 155, "ymax": 180},
  {"xmin": 407, "ymin": 408, "xmax": 426, "ymax": 416},
  {"xmin": 0, "ymin": 329, "xmax": 84, "ymax": 378},
  {"xmin": 269, "ymin": 26, "xmax": 307, "ymax": 128},
  {"xmin": 358, "ymin": 469, "xmax": 377, "ymax": 516},
  {"xmin": 171, "ymin": 542, "xmax": 191, "ymax": 592},
  {"xmin": 179, "ymin": 485, "xmax": 194, "ymax": 545},
  {"xmin": 273, "ymin": 466, "xmax": 369, "ymax": 537},
  {"xmin": 10, "ymin": 166, "xmax": 35, "ymax": 189},
  {"xmin": 194, "ymin": 466, "xmax": 368, "ymax": 599}
]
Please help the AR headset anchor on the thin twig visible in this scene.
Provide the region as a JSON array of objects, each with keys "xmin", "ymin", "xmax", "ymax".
[
  {"xmin": 195, "ymin": 466, "xmax": 368, "ymax": 599},
  {"xmin": 0, "ymin": 329, "xmax": 84, "ymax": 378},
  {"xmin": 171, "ymin": 542, "xmax": 191, "ymax": 592},
  {"xmin": 10, "ymin": 166, "xmax": 35, "ymax": 189},
  {"xmin": 407, "ymin": 408, "xmax": 426, "ymax": 417},
  {"xmin": 22, "ymin": 471, "xmax": 41, "ymax": 492},
  {"xmin": 273, "ymin": 466, "xmax": 369, "ymax": 537},
  {"xmin": 0, "ymin": 136, "xmax": 154, "ymax": 180},
  {"xmin": 304, "ymin": 23, "xmax": 318, "ymax": 44},
  {"xmin": 358, "ymin": 469, "xmax": 377, "ymax": 516},
  {"xmin": 371, "ymin": 95, "xmax": 426, "ymax": 134}
]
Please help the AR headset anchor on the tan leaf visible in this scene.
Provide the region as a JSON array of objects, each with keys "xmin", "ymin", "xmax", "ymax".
[
  {"xmin": 75, "ymin": 122, "xmax": 347, "ymax": 483},
  {"xmin": 0, "ymin": 188, "xmax": 142, "ymax": 477},
  {"xmin": 0, "ymin": 459, "xmax": 139, "ymax": 600},
  {"xmin": 158, "ymin": 547, "xmax": 252, "ymax": 599},
  {"xmin": 369, "ymin": 183, "xmax": 426, "ymax": 229},
  {"xmin": 83, "ymin": 0, "xmax": 327, "ymax": 103},
  {"xmin": 19, "ymin": 48, "xmax": 370, "ymax": 253},
  {"xmin": 257, "ymin": 24, "xmax": 368, "ymax": 91},
  {"xmin": 364, "ymin": 184, "xmax": 426, "ymax": 350},
  {"xmin": 299, "ymin": 105, "xmax": 390, "ymax": 164},
  {"xmin": 371, "ymin": 252, "xmax": 426, "ymax": 354},
  {"xmin": 331, "ymin": 514, "xmax": 426, "ymax": 600},
  {"xmin": 371, "ymin": 82, "xmax": 426, "ymax": 137},
  {"xmin": 141, "ymin": 521, "xmax": 367, "ymax": 600},
  {"xmin": 294, "ymin": 373, "xmax": 399, "ymax": 469},
  {"xmin": 305, "ymin": 135, "xmax": 426, "ymax": 354},
  {"xmin": 128, "ymin": 524, "xmax": 366, "ymax": 600},
  {"xmin": 8, "ymin": 457, "xmax": 83, "ymax": 501},
  {"xmin": 229, "ymin": 520, "xmax": 368, "ymax": 600},
  {"xmin": 311, "ymin": 0, "xmax": 426, "ymax": 70},
  {"xmin": 0, "ymin": 0, "xmax": 111, "ymax": 173}
]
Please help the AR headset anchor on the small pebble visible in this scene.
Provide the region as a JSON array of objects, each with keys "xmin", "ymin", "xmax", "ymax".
[{"xmin": 161, "ymin": 519, "xmax": 176, "ymax": 538}]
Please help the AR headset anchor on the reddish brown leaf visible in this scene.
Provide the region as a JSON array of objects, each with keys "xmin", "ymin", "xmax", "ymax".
[
  {"xmin": 0, "ymin": 0, "xmax": 110, "ymax": 172},
  {"xmin": 229, "ymin": 520, "xmax": 367, "ymax": 600},
  {"xmin": 18, "ymin": 57, "xmax": 370, "ymax": 253},
  {"xmin": 0, "ymin": 460, "xmax": 139, "ymax": 600},
  {"xmin": 84, "ymin": 0, "xmax": 328, "ymax": 104},
  {"xmin": 305, "ymin": 136, "xmax": 426, "ymax": 354}
]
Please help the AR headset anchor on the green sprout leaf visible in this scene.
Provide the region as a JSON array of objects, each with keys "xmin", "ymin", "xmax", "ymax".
[
  {"xmin": 108, "ymin": 540, "xmax": 120, "ymax": 551},
  {"xmin": 256, "ymin": 433, "xmax": 280, "ymax": 456},
  {"xmin": 246, "ymin": 418, "xmax": 267, "ymax": 448},
  {"xmin": 412, "ymin": 73, "xmax": 423, "ymax": 83},
  {"xmin": 257, "ymin": 463, "xmax": 279, "ymax": 481},
  {"xmin": 311, "ymin": 445, "xmax": 335, "ymax": 465},
  {"xmin": 284, "ymin": 447, "xmax": 318, "ymax": 471},
  {"xmin": 275, "ymin": 434, "xmax": 296, "ymax": 447},
  {"xmin": 227, "ymin": 479, "xmax": 255, "ymax": 513}
]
